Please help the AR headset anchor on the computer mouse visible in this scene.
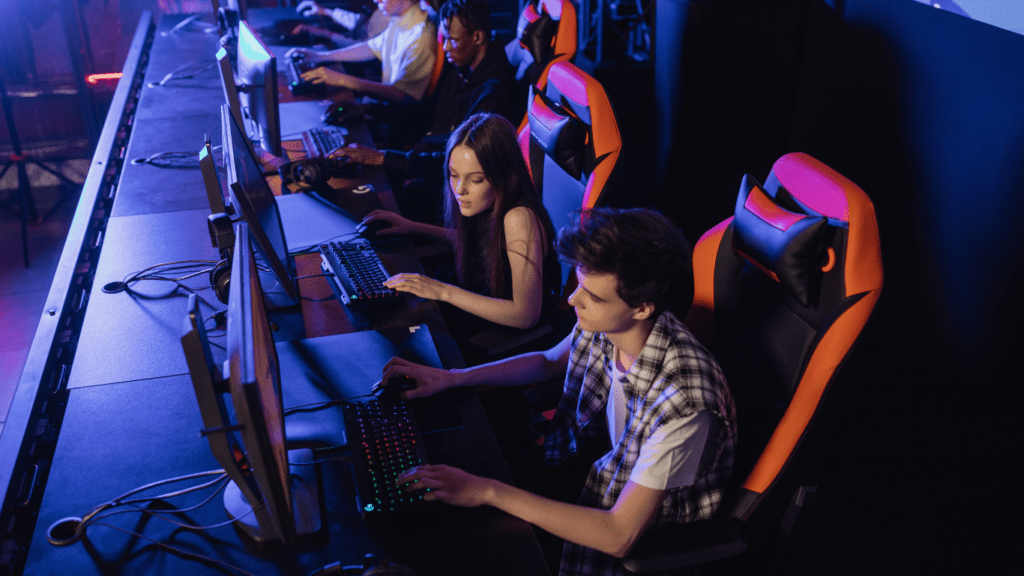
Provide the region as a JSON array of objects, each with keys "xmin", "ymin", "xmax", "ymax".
[
  {"xmin": 357, "ymin": 219, "xmax": 392, "ymax": 241},
  {"xmin": 322, "ymin": 103, "xmax": 354, "ymax": 127},
  {"xmin": 380, "ymin": 376, "xmax": 416, "ymax": 402}
]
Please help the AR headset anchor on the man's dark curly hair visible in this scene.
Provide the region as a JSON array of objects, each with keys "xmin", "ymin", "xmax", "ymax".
[
  {"xmin": 555, "ymin": 207, "xmax": 694, "ymax": 318},
  {"xmin": 439, "ymin": 0, "xmax": 491, "ymax": 35}
]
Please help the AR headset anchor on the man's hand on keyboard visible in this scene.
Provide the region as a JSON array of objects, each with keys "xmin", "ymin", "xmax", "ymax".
[
  {"xmin": 336, "ymin": 143, "xmax": 384, "ymax": 166},
  {"xmin": 396, "ymin": 464, "xmax": 491, "ymax": 508},
  {"xmin": 301, "ymin": 66, "xmax": 357, "ymax": 89},
  {"xmin": 380, "ymin": 357, "xmax": 455, "ymax": 400},
  {"xmin": 291, "ymin": 23, "xmax": 339, "ymax": 43}
]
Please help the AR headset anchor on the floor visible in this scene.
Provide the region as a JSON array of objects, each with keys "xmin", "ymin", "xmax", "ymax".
[{"xmin": 0, "ymin": 185, "xmax": 79, "ymax": 439}]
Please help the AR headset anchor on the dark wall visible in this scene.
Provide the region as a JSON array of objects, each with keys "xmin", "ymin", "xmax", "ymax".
[
  {"xmin": 653, "ymin": 0, "xmax": 808, "ymax": 239},
  {"xmin": 656, "ymin": 0, "xmax": 1024, "ymax": 383},
  {"xmin": 788, "ymin": 0, "xmax": 1024, "ymax": 382},
  {"xmin": 652, "ymin": 2, "xmax": 1024, "ymax": 571}
]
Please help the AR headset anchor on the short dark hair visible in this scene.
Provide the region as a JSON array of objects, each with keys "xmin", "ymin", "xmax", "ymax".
[
  {"xmin": 440, "ymin": 0, "xmax": 491, "ymax": 36},
  {"xmin": 555, "ymin": 208, "xmax": 694, "ymax": 317}
]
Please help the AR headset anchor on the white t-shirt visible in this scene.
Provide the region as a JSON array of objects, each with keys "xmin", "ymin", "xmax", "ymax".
[
  {"xmin": 607, "ymin": 348, "xmax": 716, "ymax": 490},
  {"xmin": 365, "ymin": 4, "xmax": 436, "ymax": 100}
]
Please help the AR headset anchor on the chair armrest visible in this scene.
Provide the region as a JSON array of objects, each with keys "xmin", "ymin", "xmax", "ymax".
[{"xmin": 620, "ymin": 517, "xmax": 747, "ymax": 574}]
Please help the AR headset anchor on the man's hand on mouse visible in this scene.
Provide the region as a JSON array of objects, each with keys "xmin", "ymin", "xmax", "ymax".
[
  {"xmin": 332, "ymin": 143, "xmax": 383, "ymax": 166},
  {"xmin": 285, "ymin": 47, "xmax": 322, "ymax": 63},
  {"xmin": 380, "ymin": 357, "xmax": 459, "ymax": 400}
]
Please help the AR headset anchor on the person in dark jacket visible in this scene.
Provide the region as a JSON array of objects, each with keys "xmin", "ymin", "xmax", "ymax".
[{"xmin": 335, "ymin": 0, "xmax": 525, "ymax": 221}]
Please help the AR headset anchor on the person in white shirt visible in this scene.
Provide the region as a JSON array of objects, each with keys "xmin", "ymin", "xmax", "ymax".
[{"xmin": 286, "ymin": 0, "xmax": 437, "ymax": 102}]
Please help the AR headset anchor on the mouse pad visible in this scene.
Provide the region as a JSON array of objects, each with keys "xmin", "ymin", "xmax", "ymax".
[
  {"xmin": 276, "ymin": 191, "xmax": 359, "ymax": 252},
  {"xmin": 276, "ymin": 324, "xmax": 464, "ymax": 443},
  {"xmin": 279, "ymin": 100, "xmax": 334, "ymax": 137}
]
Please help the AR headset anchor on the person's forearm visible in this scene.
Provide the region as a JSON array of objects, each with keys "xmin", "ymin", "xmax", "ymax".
[
  {"xmin": 438, "ymin": 283, "xmax": 541, "ymax": 329},
  {"xmin": 344, "ymin": 77, "xmax": 411, "ymax": 103},
  {"xmin": 480, "ymin": 479, "xmax": 644, "ymax": 558},
  {"xmin": 449, "ymin": 343, "xmax": 565, "ymax": 389},
  {"xmin": 403, "ymin": 220, "xmax": 451, "ymax": 242},
  {"xmin": 320, "ymin": 42, "xmax": 374, "ymax": 62}
]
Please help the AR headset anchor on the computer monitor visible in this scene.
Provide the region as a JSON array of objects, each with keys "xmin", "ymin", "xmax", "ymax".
[
  {"xmin": 199, "ymin": 135, "xmax": 230, "ymax": 216},
  {"xmin": 237, "ymin": 20, "xmax": 282, "ymax": 157},
  {"xmin": 216, "ymin": 46, "xmax": 246, "ymax": 139},
  {"xmin": 221, "ymin": 103, "xmax": 298, "ymax": 307},
  {"xmin": 180, "ymin": 225, "xmax": 320, "ymax": 545}
]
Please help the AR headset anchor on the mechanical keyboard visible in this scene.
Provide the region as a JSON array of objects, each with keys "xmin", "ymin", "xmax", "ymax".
[
  {"xmin": 302, "ymin": 126, "xmax": 348, "ymax": 159},
  {"xmin": 343, "ymin": 399, "xmax": 431, "ymax": 515},
  {"xmin": 285, "ymin": 55, "xmax": 326, "ymax": 97},
  {"xmin": 318, "ymin": 241, "xmax": 399, "ymax": 304}
]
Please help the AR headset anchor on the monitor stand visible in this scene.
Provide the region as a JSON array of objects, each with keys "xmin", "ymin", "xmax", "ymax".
[{"xmin": 223, "ymin": 447, "xmax": 321, "ymax": 543}]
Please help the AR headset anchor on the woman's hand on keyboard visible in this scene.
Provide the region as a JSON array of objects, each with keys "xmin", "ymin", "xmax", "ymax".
[
  {"xmin": 383, "ymin": 273, "xmax": 450, "ymax": 302},
  {"xmin": 380, "ymin": 357, "xmax": 454, "ymax": 399}
]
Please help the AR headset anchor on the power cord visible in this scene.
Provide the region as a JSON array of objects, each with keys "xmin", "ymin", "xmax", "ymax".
[
  {"xmin": 147, "ymin": 60, "xmax": 218, "ymax": 88},
  {"xmin": 46, "ymin": 470, "xmax": 264, "ymax": 575},
  {"xmin": 132, "ymin": 144, "xmax": 222, "ymax": 168},
  {"xmin": 101, "ymin": 259, "xmax": 223, "ymax": 309},
  {"xmin": 161, "ymin": 14, "xmax": 219, "ymax": 36}
]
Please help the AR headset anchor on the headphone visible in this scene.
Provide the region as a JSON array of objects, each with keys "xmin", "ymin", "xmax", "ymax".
[
  {"xmin": 280, "ymin": 158, "xmax": 332, "ymax": 189},
  {"xmin": 210, "ymin": 259, "xmax": 233, "ymax": 304}
]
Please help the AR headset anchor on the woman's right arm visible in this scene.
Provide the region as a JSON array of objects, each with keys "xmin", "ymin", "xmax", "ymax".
[{"xmin": 361, "ymin": 210, "xmax": 454, "ymax": 244}]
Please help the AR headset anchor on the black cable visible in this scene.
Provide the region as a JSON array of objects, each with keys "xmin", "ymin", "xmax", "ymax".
[
  {"xmin": 282, "ymin": 394, "xmax": 375, "ymax": 416},
  {"xmin": 102, "ymin": 259, "xmax": 223, "ymax": 309},
  {"xmin": 147, "ymin": 60, "xmax": 217, "ymax": 88},
  {"xmin": 131, "ymin": 145, "xmax": 222, "ymax": 168},
  {"xmin": 294, "ymin": 272, "xmax": 333, "ymax": 280}
]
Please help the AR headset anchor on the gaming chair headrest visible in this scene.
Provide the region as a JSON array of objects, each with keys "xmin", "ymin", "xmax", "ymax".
[
  {"xmin": 527, "ymin": 85, "xmax": 586, "ymax": 181},
  {"xmin": 519, "ymin": 1, "xmax": 558, "ymax": 66},
  {"xmin": 732, "ymin": 174, "xmax": 829, "ymax": 307}
]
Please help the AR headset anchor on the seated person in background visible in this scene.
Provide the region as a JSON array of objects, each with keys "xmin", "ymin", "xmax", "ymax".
[
  {"xmin": 336, "ymin": 0, "xmax": 524, "ymax": 221},
  {"xmin": 340, "ymin": 0, "xmax": 523, "ymax": 166},
  {"xmin": 287, "ymin": 0, "xmax": 437, "ymax": 103},
  {"xmin": 381, "ymin": 207, "xmax": 738, "ymax": 575},
  {"xmin": 361, "ymin": 113, "xmax": 558, "ymax": 333},
  {"xmin": 291, "ymin": 0, "xmax": 388, "ymax": 46}
]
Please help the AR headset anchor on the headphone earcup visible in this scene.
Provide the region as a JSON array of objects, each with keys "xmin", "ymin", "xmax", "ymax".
[{"xmin": 210, "ymin": 260, "xmax": 232, "ymax": 304}]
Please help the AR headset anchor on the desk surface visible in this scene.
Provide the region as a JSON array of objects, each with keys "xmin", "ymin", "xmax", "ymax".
[{"xmin": 23, "ymin": 10, "xmax": 550, "ymax": 576}]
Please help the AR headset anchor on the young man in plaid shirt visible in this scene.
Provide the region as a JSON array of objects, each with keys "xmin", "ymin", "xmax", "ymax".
[{"xmin": 385, "ymin": 207, "xmax": 737, "ymax": 575}]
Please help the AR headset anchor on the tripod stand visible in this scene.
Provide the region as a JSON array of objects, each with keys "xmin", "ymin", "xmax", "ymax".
[{"xmin": 0, "ymin": 68, "xmax": 83, "ymax": 268}]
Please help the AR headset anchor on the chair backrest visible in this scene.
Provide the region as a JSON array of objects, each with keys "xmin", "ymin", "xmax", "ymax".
[
  {"xmin": 425, "ymin": 29, "xmax": 446, "ymax": 98},
  {"xmin": 686, "ymin": 152, "xmax": 882, "ymax": 524},
  {"xmin": 516, "ymin": 61, "xmax": 621, "ymax": 291},
  {"xmin": 505, "ymin": 0, "xmax": 577, "ymax": 90}
]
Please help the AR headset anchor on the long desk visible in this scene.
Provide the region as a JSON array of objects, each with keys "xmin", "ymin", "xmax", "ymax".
[{"xmin": 14, "ymin": 10, "xmax": 550, "ymax": 576}]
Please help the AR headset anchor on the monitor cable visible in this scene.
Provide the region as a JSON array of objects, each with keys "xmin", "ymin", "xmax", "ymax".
[
  {"xmin": 131, "ymin": 144, "xmax": 222, "ymax": 168},
  {"xmin": 46, "ymin": 470, "xmax": 264, "ymax": 576}
]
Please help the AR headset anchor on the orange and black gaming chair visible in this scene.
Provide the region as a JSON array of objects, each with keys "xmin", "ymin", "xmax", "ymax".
[
  {"xmin": 517, "ymin": 61, "xmax": 621, "ymax": 294},
  {"xmin": 425, "ymin": 28, "xmax": 446, "ymax": 98},
  {"xmin": 621, "ymin": 153, "xmax": 884, "ymax": 573},
  {"xmin": 505, "ymin": 0, "xmax": 577, "ymax": 91}
]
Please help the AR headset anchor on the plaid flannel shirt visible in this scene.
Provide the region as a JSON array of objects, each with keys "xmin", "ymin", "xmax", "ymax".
[{"xmin": 544, "ymin": 311, "xmax": 737, "ymax": 576}]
